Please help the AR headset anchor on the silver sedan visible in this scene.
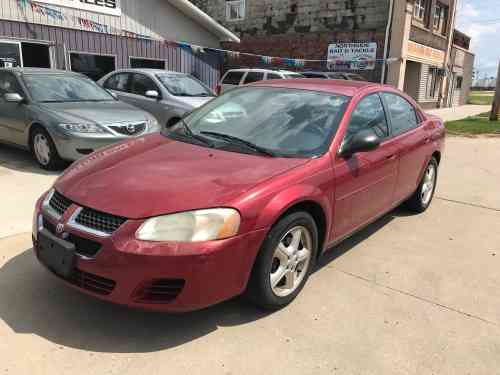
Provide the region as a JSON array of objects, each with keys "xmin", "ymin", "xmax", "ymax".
[
  {"xmin": 98, "ymin": 69, "xmax": 216, "ymax": 129},
  {"xmin": 0, "ymin": 68, "xmax": 160, "ymax": 170}
]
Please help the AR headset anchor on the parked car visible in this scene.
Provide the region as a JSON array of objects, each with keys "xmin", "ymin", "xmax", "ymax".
[
  {"xmin": 217, "ymin": 68, "xmax": 304, "ymax": 94},
  {"xmin": 33, "ymin": 79, "xmax": 444, "ymax": 312},
  {"xmin": 302, "ymin": 71, "xmax": 366, "ymax": 81},
  {"xmin": 99, "ymin": 69, "xmax": 216, "ymax": 129},
  {"xmin": 0, "ymin": 68, "xmax": 160, "ymax": 170}
]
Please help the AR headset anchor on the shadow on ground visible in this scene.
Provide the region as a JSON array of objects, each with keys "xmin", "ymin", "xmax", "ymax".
[
  {"xmin": 0, "ymin": 207, "xmax": 407, "ymax": 353},
  {"xmin": 0, "ymin": 144, "xmax": 64, "ymax": 175}
]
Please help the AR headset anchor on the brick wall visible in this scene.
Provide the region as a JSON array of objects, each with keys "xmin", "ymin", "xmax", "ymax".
[{"xmin": 191, "ymin": 0, "xmax": 390, "ymax": 81}]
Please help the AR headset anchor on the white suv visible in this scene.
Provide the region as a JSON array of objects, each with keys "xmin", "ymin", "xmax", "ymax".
[{"xmin": 216, "ymin": 69, "xmax": 303, "ymax": 94}]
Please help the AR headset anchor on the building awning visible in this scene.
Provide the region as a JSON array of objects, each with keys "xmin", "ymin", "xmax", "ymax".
[{"xmin": 167, "ymin": 0, "xmax": 240, "ymax": 43}]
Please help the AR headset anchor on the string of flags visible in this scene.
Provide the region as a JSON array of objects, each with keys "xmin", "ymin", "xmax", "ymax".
[{"xmin": 17, "ymin": 0, "xmax": 385, "ymax": 69}]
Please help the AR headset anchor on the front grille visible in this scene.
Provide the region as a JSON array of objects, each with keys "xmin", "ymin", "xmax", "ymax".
[
  {"xmin": 42, "ymin": 216, "xmax": 102, "ymax": 258},
  {"xmin": 108, "ymin": 122, "xmax": 146, "ymax": 136},
  {"xmin": 49, "ymin": 191, "xmax": 72, "ymax": 217},
  {"xmin": 69, "ymin": 269, "xmax": 116, "ymax": 295},
  {"xmin": 133, "ymin": 279, "xmax": 186, "ymax": 304},
  {"xmin": 75, "ymin": 208, "xmax": 127, "ymax": 235}
]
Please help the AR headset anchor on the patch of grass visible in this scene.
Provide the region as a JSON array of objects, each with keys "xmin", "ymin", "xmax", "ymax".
[
  {"xmin": 468, "ymin": 91, "xmax": 494, "ymax": 105},
  {"xmin": 446, "ymin": 115, "xmax": 500, "ymax": 135}
]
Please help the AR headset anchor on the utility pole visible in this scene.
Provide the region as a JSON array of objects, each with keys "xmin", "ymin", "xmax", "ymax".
[{"xmin": 490, "ymin": 61, "xmax": 500, "ymax": 121}]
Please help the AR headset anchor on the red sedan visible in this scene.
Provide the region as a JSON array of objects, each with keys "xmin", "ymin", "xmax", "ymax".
[{"xmin": 32, "ymin": 79, "xmax": 444, "ymax": 312}]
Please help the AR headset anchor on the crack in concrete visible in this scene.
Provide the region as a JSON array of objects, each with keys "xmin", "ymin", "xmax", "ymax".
[
  {"xmin": 436, "ymin": 196, "xmax": 500, "ymax": 212},
  {"xmin": 334, "ymin": 268, "xmax": 499, "ymax": 327}
]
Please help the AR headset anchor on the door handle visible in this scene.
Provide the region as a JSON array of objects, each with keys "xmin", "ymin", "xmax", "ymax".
[
  {"xmin": 386, "ymin": 154, "xmax": 396, "ymax": 160},
  {"xmin": 424, "ymin": 137, "xmax": 431, "ymax": 144}
]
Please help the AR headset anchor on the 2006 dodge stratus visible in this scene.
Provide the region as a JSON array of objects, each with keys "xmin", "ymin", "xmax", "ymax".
[{"xmin": 33, "ymin": 79, "xmax": 444, "ymax": 312}]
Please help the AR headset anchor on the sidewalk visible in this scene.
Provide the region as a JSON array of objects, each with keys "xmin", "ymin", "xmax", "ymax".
[{"xmin": 426, "ymin": 105, "xmax": 490, "ymax": 122}]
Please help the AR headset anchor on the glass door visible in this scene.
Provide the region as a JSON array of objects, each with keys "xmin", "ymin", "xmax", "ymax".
[{"xmin": 0, "ymin": 40, "xmax": 23, "ymax": 68}]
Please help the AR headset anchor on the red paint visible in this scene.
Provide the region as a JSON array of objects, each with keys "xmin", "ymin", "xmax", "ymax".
[{"xmin": 33, "ymin": 80, "xmax": 445, "ymax": 312}]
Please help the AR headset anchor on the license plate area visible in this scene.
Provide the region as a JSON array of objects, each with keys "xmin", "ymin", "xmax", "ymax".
[{"xmin": 38, "ymin": 229, "xmax": 76, "ymax": 278}]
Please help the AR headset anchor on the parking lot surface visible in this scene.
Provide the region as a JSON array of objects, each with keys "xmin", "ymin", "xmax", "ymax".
[{"xmin": 1, "ymin": 135, "xmax": 500, "ymax": 375}]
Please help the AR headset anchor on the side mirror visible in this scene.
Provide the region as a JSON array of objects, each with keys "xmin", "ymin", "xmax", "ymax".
[
  {"xmin": 106, "ymin": 89, "xmax": 118, "ymax": 99},
  {"xmin": 4, "ymin": 93, "xmax": 24, "ymax": 103},
  {"xmin": 339, "ymin": 129, "xmax": 381, "ymax": 158},
  {"xmin": 145, "ymin": 90, "xmax": 160, "ymax": 100}
]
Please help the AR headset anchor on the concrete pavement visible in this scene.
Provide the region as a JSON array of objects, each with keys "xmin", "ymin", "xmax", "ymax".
[
  {"xmin": 1, "ymin": 134, "xmax": 500, "ymax": 374},
  {"xmin": 426, "ymin": 105, "xmax": 490, "ymax": 122}
]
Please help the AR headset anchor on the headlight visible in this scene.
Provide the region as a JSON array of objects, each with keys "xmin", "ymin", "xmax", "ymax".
[
  {"xmin": 58, "ymin": 123, "xmax": 109, "ymax": 134},
  {"xmin": 136, "ymin": 208, "xmax": 241, "ymax": 242}
]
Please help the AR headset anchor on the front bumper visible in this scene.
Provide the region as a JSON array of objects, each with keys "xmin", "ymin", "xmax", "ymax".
[
  {"xmin": 51, "ymin": 133, "xmax": 131, "ymax": 161},
  {"xmin": 33, "ymin": 198, "xmax": 268, "ymax": 312}
]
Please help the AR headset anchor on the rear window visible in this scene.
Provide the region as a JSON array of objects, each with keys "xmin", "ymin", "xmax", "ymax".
[
  {"xmin": 244, "ymin": 72, "xmax": 265, "ymax": 84},
  {"xmin": 223, "ymin": 71, "xmax": 245, "ymax": 85}
]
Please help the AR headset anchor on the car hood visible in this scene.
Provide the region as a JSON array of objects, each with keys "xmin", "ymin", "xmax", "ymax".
[
  {"xmin": 174, "ymin": 96, "xmax": 213, "ymax": 108},
  {"xmin": 55, "ymin": 133, "xmax": 309, "ymax": 219},
  {"xmin": 39, "ymin": 101, "xmax": 149, "ymax": 124}
]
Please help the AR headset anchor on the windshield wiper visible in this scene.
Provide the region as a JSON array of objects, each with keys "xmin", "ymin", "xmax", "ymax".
[
  {"xmin": 200, "ymin": 131, "xmax": 277, "ymax": 157},
  {"xmin": 176, "ymin": 119, "xmax": 214, "ymax": 147}
]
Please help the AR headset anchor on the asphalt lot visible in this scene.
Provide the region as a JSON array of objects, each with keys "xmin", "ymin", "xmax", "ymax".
[{"xmin": 1, "ymin": 133, "xmax": 500, "ymax": 374}]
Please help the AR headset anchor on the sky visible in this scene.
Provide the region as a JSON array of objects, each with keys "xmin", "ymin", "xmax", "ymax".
[{"xmin": 456, "ymin": 0, "xmax": 500, "ymax": 79}]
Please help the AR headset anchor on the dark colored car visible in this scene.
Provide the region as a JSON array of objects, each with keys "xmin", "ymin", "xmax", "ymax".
[
  {"xmin": 33, "ymin": 79, "xmax": 445, "ymax": 312},
  {"xmin": 302, "ymin": 71, "xmax": 366, "ymax": 81}
]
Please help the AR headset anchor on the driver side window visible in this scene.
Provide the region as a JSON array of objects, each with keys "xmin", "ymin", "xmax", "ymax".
[
  {"xmin": 344, "ymin": 94, "xmax": 389, "ymax": 142},
  {"xmin": 0, "ymin": 72, "xmax": 23, "ymax": 101}
]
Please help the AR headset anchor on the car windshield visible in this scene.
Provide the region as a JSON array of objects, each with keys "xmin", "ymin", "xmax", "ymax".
[
  {"xmin": 23, "ymin": 74, "xmax": 115, "ymax": 103},
  {"xmin": 165, "ymin": 86, "xmax": 349, "ymax": 158},
  {"xmin": 156, "ymin": 73, "xmax": 214, "ymax": 97}
]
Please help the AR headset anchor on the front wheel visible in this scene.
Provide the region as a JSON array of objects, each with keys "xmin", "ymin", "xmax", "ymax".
[
  {"xmin": 30, "ymin": 127, "xmax": 65, "ymax": 170},
  {"xmin": 246, "ymin": 211, "xmax": 318, "ymax": 310},
  {"xmin": 405, "ymin": 157, "xmax": 438, "ymax": 213}
]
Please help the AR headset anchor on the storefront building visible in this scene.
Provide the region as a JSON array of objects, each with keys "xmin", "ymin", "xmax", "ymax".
[{"xmin": 0, "ymin": 0, "xmax": 239, "ymax": 87}]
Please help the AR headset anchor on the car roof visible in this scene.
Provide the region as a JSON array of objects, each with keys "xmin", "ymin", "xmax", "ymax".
[
  {"xmin": 111, "ymin": 68, "xmax": 187, "ymax": 75},
  {"xmin": 251, "ymin": 78, "xmax": 382, "ymax": 97},
  {"xmin": 0, "ymin": 67, "xmax": 81, "ymax": 75},
  {"xmin": 225, "ymin": 68, "xmax": 300, "ymax": 74}
]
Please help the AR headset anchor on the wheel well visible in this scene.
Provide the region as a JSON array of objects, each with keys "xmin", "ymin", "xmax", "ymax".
[
  {"xmin": 279, "ymin": 201, "xmax": 327, "ymax": 256},
  {"xmin": 432, "ymin": 151, "xmax": 441, "ymax": 165}
]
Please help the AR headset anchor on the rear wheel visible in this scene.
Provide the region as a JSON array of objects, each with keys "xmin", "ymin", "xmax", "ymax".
[
  {"xmin": 405, "ymin": 157, "xmax": 438, "ymax": 213},
  {"xmin": 246, "ymin": 211, "xmax": 318, "ymax": 310},
  {"xmin": 30, "ymin": 127, "xmax": 65, "ymax": 170}
]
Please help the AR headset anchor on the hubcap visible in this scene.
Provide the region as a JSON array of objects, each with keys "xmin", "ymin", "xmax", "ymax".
[
  {"xmin": 270, "ymin": 226, "xmax": 312, "ymax": 297},
  {"xmin": 34, "ymin": 134, "xmax": 51, "ymax": 166},
  {"xmin": 421, "ymin": 163, "xmax": 436, "ymax": 206}
]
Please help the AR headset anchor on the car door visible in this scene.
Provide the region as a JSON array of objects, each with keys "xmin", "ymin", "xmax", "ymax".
[
  {"xmin": 0, "ymin": 71, "xmax": 28, "ymax": 145},
  {"xmin": 381, "ymin": 92, "xmax": 430, "ymax": 203},
  {"xmin": 124, "ymin": 73, "xmax": 164, "ymax": 120},
  {"xmin": 332, "ymin": 93, "xmax": 399, "ymax": 240}
]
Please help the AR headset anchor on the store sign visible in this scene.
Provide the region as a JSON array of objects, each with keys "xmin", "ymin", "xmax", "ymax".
[
  {"xmin": 327, "ymin": 42, "xmax": 377, "ymax": 71},
  {"xmin": 36, "ymin": 0, "xmax": 121, "ymax": 16},
  {"xmin": 407, "ymin": 41, "xmax": 445, "ymax": 67}
]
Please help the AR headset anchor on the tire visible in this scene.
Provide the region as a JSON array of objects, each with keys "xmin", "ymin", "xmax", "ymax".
[
  {"xmin": 30, "ymin": 127, "xmax": 65, "ymax": 171},
  {"xmin": 246, "ymin": 211, "xmax": 319, "ymax": 310},
  {"xmin": 404, "ymin": 157, "xmax": 439, "ymax": 213}
]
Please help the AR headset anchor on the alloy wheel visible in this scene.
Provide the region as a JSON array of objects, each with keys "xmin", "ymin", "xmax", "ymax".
[
  {"xmin": 33, "ymin": 133, "xmax": 51, "ymax": 166},
  {"xmin": 421, "ymin": 163, "xmax": 436, "ymax": 206},
  {"xmin": 270, "ymin": 226, "xmax": 312, "ymax": 297}
]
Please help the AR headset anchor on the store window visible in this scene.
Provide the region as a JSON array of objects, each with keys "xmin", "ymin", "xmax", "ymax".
[
  {"xmin": 70, "ymin": 53, "xmax": 116, "ymax": 81},
  {"xmin": 427, "ymin": 67, "xmax": 442, "ymax": 99},
  {"xmin": 414, "ymin": 0, "xmax": 427, "ymax": 22},
  {"xmin": 0, "ymin": 41, "xmax": 22, "ymax": 68},
  {"xmin": 456, "ymin": 76, "xmax": 463, "ymax": 89},
  {"xmin": 130, "ymin": 58, "xmax": 165, "ymax": 69},
  {"xmin": 433, "ymin": 2, "xmax": 448, "ymax": 35},
  {"xmin": 226, "ymin": 0, "xmax": 245, "ymax": 21}
]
